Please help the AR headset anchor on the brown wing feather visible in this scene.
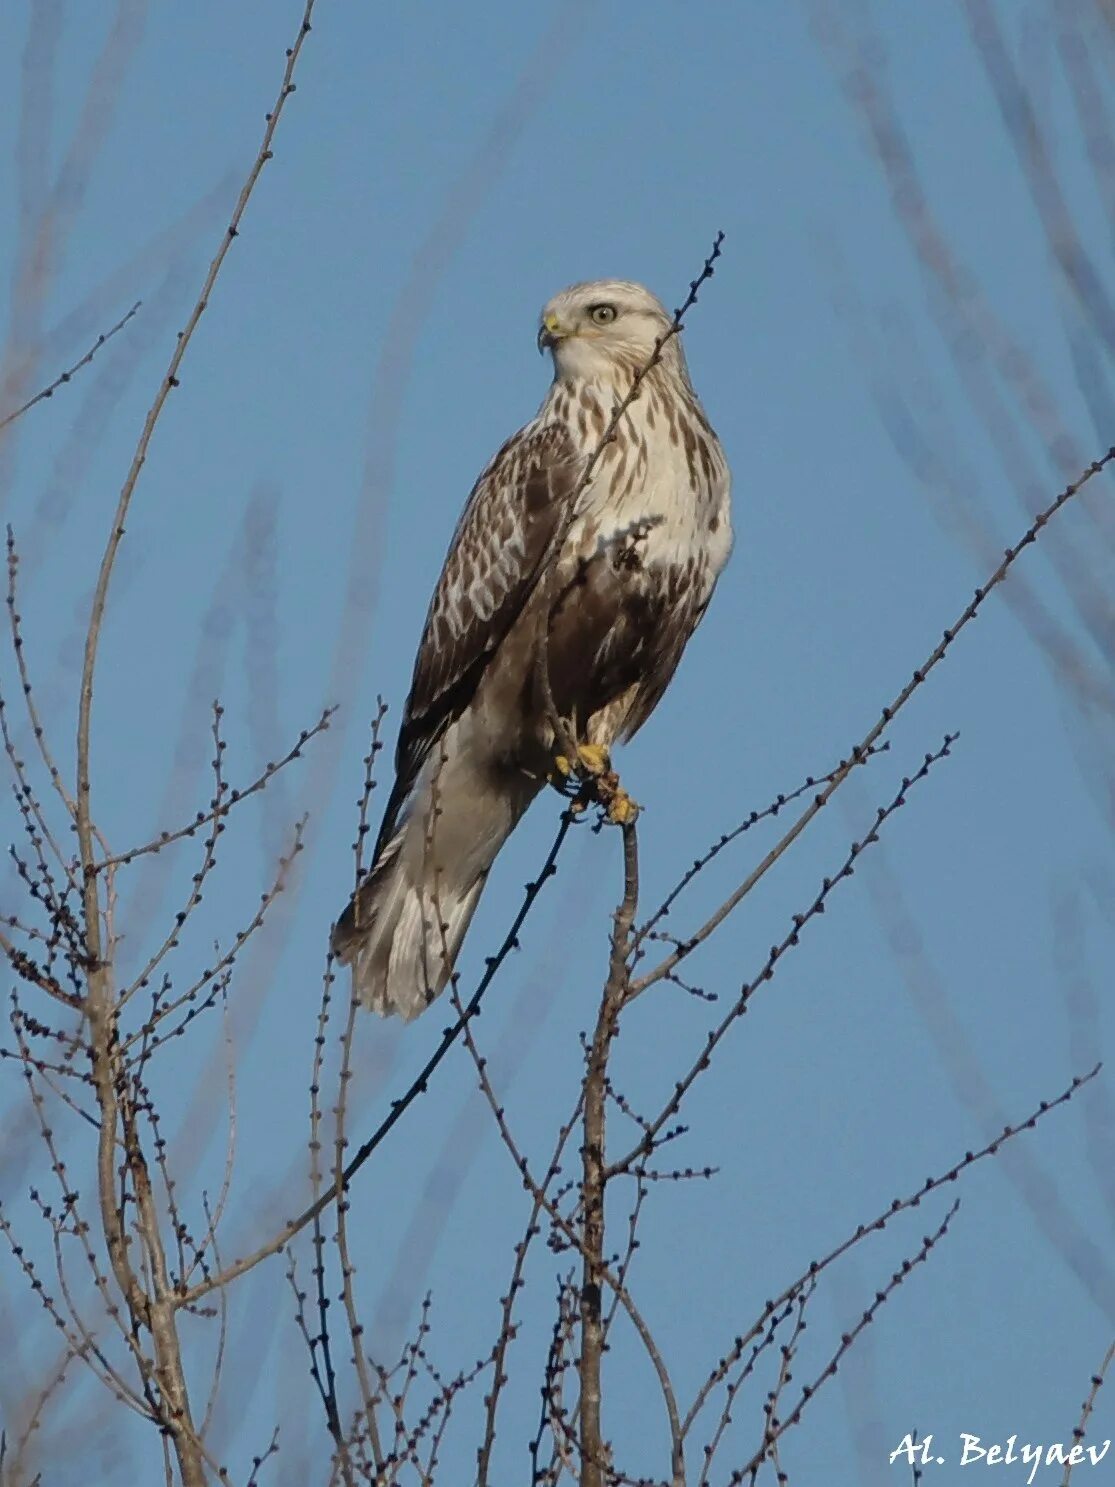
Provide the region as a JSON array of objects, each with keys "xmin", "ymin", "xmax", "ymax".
[
  {"xmin": 378, "ymin": 421, "xmax": 582, "ymax": 846},
  {"xmin": 619, "ymin": 565, "xmax": 716, "ymax": 741},
  {"xmin": 542, "ymin": 546, "xmax": 717, "ymax": 748}
]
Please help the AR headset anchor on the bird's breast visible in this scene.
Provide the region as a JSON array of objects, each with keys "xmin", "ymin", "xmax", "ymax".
[{"xmin": 555, "ymin": 374, "xmax": 731, "ymax": 595}]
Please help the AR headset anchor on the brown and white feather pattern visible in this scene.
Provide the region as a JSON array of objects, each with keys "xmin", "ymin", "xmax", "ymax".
[{"xmin": 332, "ymin": 279, "xmax": 732, "ymax": 1020}]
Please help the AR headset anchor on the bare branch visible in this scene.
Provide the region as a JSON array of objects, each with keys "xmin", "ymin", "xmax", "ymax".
[
  {"xmin": 0, "ymin": 301, "xmax": 140, "ymax": 433},
  {"xmin": 1063, "ymin": 1339, "xmax": 1115, "ymax": 1485},
  {"xmin": 76, "ymin": 0, "xmax": 319, "ymax": 881},
  {"xmin": 99, "ymin": 707, "xmax": 333, "ymax": 871}
]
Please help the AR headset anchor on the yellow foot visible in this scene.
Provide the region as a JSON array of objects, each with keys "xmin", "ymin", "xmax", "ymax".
[
  {"xmin": 548, "ymin": 741, "xmax": 637, "ymax": 824},
  {"xmin": 605, "ymin": 786, "xmax": 639, "ymax": 826},
  {"xmin": 553, "ymin": 742, "xmax": 611, "ymax": 779}
]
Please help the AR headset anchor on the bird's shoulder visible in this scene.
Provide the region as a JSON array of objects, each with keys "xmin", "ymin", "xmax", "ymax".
[{"xmin": 428, "ymin": 414, "xmax": 584, "ymax": 640}]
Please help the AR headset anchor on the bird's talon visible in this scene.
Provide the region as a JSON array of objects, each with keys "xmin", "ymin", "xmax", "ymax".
[
  {"xmin": 574, "ymin": 742, "xmax": 611, "ymax": 776},
  {"xmin": 606, "ymin": 788, "xmax": 639, "ymax": 825}
]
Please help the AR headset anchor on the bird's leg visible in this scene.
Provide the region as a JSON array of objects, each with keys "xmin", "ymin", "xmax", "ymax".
[
  {"xmin": 595, "ymin": 763, "xmax": 639, "ymax": 826},
  {"xmin": 552, "ymin": 741, "xmax": 609, "ymax": 779},
  {"xmin": 548, "ymin": 707, "xmax": 584, "ymax": 790}
]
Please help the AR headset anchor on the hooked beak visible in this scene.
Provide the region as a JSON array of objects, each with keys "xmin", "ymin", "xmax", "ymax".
[{"xmin": 537, "ymin": 311, "xmax": 564, "ymax": 355}]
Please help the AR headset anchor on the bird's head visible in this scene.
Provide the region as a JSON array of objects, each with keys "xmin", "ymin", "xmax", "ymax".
[{"xmin": 537, "ymin": 280, "xmax": 684, "ymax": 383}]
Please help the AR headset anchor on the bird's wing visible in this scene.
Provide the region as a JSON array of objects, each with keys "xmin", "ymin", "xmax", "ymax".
[
  {"xmin": 380, "ymin": 420, "xmax": 582, "ymax": 844},
  {"xmin": 619, "ymin": 577, "xmax": 715, "ymax": 743}
]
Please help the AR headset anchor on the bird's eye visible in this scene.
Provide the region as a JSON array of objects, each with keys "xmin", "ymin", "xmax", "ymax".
[{"xmin": 589, "ymin": 304, "xmax": 617, "ymax": 325}]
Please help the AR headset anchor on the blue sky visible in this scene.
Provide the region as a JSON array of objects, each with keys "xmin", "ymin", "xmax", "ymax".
[{"xmin": 1, "ymin": 1, "xmax": 1114, "ymax": 1482}]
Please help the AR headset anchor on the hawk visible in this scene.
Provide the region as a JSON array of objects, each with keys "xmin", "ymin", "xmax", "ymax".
[{"xmin": 332, "ymin": 280, "xmax": 732, "ymax": 1020}]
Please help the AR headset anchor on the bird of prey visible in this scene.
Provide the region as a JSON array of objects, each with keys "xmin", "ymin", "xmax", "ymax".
[{"xmin": 332, "ymin": 279, "xmax": 732, "ymax": 1020}]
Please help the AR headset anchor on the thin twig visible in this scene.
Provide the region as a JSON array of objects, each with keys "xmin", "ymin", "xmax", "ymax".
[
  {"xmin": 633, "ymin": 742, "xmax": 890, "ymax": 957},
  {"xmin": 1063, "ymin": 1339, "xmax": 1115, "ymax": 1485},
  {"xmin": 0, "ymin": 301, "xmax": 140, "ymax": 432},
  {"xmin": 76, "ymin": 0, "xmax": 318, "ymax": 876},
  {"xmin": 731, "ymin": 1204, "xmax": 960, "ymax": 1482},
  {"xmin": 99, "ymin": 708, "xmax": 333, "ymax": 870}
]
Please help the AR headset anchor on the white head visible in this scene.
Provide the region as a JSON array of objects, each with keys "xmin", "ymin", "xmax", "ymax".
[{"xmin": 537, "ymin": 279, "xmax": 686, "ymax": 383}]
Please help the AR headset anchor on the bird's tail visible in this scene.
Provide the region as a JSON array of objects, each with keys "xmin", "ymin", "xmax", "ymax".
[
  {"xmin": 331, "ymin": 834, "xmax": 486, "ymax": 1021},
  {"xmin": 331, "ymin": 756, "xmax": 538, "ymax": 1021}
]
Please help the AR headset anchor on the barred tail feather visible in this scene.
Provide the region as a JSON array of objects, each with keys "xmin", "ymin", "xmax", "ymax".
[
  {"xmin": 331, "ymin": 732, "xmax": 540, "ymax": 1020},
  {"xmin": 330, "ymin": 834, "xmax": 482, "ymax": 1021}
]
